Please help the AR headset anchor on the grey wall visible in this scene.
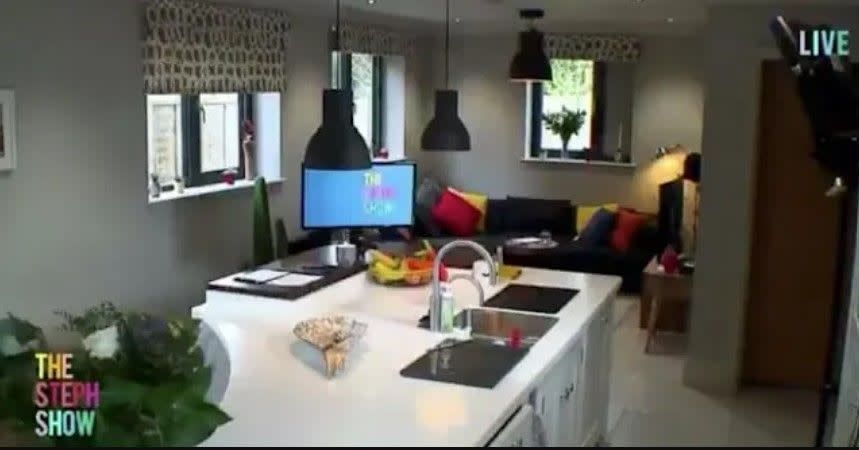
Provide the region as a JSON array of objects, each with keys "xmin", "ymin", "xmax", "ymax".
[
  {"xmin": 685, "ymin": 4, "xmax": 859, "ymax": 394},
  {"xmin": 413, "ymin": 33, "xmax": 705, "ymax": 213},
  {"xmin": 0, "ymin": 0, "xmax": 426, "ymax": 331}
]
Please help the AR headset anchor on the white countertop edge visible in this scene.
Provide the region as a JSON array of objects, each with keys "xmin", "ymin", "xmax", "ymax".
[{"xmin": 194, "ymin": 267, "xmax": 622, "ymax": 447}]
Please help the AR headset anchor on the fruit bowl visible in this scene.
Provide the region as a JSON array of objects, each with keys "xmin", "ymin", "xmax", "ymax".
[{"xmin": 366, "ymin": 241, "xmax": 445, "ymax": 287}]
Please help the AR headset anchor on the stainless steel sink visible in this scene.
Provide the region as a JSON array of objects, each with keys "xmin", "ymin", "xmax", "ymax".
[
  {"xmin": 404, "ymin": 308, "xmax": 558, "ymax": 388},
  {"xmin": 453, "ymin": 308, "xmax": 558, "ymax": 348}
]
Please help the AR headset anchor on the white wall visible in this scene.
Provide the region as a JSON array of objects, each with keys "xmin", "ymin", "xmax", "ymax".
[
  {"xmin": 685, "ymin": 4, "xmax": 859, "ymax": 394},
  {"xmin": 413, "ymin": 32, "xmax": 705, "ymax": 213},
  {"xmin": 0, "ymin": 0, "xmax": 426, "ymax": 331}
]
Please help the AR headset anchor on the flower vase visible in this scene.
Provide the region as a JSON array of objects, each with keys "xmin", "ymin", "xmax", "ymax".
[
  {"xmin": 561, "ymin": 139, "xmax": 570, "ymax": 159},
  {"xmin": 660, "ymin": 245, "xmax": 680, "ymax": 274},
  {"xmin": 243, "ymin": 136, "xmax": 256, "ymax": 181}
]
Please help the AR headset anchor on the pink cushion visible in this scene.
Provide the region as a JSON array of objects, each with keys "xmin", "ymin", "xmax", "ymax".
[{"xmin": 431, "ymin": 189, "xmax": 482, "ymax": 237}]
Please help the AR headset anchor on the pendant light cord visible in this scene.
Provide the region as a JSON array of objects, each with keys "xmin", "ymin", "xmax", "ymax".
[
  {"xmin": 335, "ymin": 0, "xmax": 342, "ymax": 88},
  {"xmin": 445, "ymin": 0, "xmax": 450, "ymax": 89}
]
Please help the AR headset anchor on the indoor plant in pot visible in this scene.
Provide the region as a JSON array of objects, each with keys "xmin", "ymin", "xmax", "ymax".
[
  {"xmin": 0, "ymin": 302, "xmax": 230, "ymax": 446},
  {"xmin": 543, "ymin": 107, "xmax": 587, "ymax": 159}
]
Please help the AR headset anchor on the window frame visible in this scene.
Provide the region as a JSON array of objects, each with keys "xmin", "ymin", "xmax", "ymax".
[
  {"xmin": 146, "ymin": 94, "xmax": 184, "ymax": 186},
  {"xmin": 334, "ymin": 52, "xmax": 385, "ymax": 155},
  {"xmin": 528, "ymin": 60, "xmax": 607, "ymax": 160},
  {"xmin": 181, "ymin": 93, "xmax": 253, "ymax": 188}
]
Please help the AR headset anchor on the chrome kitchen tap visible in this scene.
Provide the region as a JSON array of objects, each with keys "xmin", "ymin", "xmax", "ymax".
[{"xmin": 429, "ymin": 240, "xmax": 499, "ymax": 332}]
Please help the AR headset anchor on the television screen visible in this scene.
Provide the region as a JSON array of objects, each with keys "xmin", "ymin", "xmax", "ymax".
[{"xmin": 302, "ymin": 163, "xmax": 416, "ymax": 229}]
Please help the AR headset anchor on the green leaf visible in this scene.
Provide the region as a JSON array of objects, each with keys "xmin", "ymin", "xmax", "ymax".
[
  {"xmin": 93, "ymin": 411, "xmax": 141, "ymax": 447},
  {"xmin": 141, "ymin": 381, "xmax": 187, "ymax": 413},
  {"xmin": 187, "ymin": 366, "xmax": 212, "ymax": 398},
  {"xmin": 99, "ymin": 377, "xmax": 147, "ymax": 409},
  {"xmin": 0, "ymin": 355, "xmax": 38, "ymax": 421},
  {"xmin": 159, "ymin": 398, "xmax": 231, "ymax": 446}
]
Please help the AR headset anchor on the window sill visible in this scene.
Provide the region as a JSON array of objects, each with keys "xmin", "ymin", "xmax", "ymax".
[
  {"xmin": 148, "ymin": 177, "xmax": 285, "ymax": 204},
  {"xmin": 521, "ymin": 157, "xmax": 637, "ymax": 168}
]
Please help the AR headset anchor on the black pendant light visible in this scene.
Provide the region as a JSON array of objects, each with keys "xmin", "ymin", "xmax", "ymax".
[
  {"xmin": 509, "ymin": 9, "xmax": 552, "ymax": 83},
  {"xmin": 304, "ymin": 0, "xmax": 372, "ymax": 170},
  {"xmin": 421, "ymin": 0, "xmax": 471, "ymax": 151}
]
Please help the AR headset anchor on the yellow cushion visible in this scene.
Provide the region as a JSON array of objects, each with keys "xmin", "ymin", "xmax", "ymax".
[
  {"xmin": 449, "ymin": 188, "xmax": 488, "ymax": 231},
  {"xmin": 576, "ymin": 203, "xmax": 619, "ymax": 233}
]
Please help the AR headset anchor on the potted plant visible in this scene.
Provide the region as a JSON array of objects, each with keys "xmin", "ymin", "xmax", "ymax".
[
  {"xmin": 0, "ymin": 302, "xmax": 230, "ymax": 446},
  {"xmin": 542, "ymin": 107, "xmax": 587, "ymax": 159}
]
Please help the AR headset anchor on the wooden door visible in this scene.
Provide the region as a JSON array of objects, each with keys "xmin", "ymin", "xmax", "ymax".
[{"xmin": 743, "ymin": 61, "xmax": 841, "ymax": 388}]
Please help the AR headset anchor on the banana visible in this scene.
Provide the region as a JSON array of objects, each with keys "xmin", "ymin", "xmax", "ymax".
[
  {"xmin": 370, "ymin": 260, "xmax": 404, "ymax": 283},
  {"xmin": 369, "ymin": 250, "xmax": 400, "ymax": 269}
]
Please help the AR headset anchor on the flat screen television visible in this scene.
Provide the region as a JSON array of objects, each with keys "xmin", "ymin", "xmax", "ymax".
[{"xmin": 301, "ymin": 162, "xmax": 416, "ymax": 230}]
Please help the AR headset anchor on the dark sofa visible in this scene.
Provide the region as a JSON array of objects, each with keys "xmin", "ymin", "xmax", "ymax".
[
  {"xmin": 410, "ymin": 196, "xmax": 664, "ymax": 294},
  {"xmin": 290, "ymin": 194, "xmax": 663, "ymax": 294}
]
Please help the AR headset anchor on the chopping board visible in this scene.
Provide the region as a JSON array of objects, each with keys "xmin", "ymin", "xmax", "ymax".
[{"xmin": 400, "ymin": 340, "xmax": 529, "ymax": 389}]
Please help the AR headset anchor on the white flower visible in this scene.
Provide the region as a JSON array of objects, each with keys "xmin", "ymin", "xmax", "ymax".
[
  {"xmin": 82, "ymin": 325, "xmax": 120, "ymax": 359},
  {"xmin": 0, "ymin": 335, "xmax": 40, "ymax": 357}
]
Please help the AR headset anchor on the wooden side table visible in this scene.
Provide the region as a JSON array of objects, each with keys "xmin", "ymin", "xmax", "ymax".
[{"xmin": 641, "ymin": 257, "xmax": 693, "ymax": 353}]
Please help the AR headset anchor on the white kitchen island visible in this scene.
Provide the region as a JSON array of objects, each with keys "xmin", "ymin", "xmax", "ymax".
[{"xmin": 191, "ymin": 249, "xmax": 620, "ymax": 447}]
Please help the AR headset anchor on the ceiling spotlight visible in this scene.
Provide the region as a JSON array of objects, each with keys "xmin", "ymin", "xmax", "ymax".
[
  {"xmin": 368, "ymin": 0, "xmax": 375, "ymax": 4},
  {"xmin": 667, "ymin": 17, "xmax": 675, "ymax": 23},
  {"xmin": 455, "ymin": 17, "xmax": 461, "ymax": 23}
]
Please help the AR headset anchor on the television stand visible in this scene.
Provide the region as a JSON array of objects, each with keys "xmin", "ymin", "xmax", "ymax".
[{"xmin": 331, "ymin": 228, "xmax": 358, "ymax": 267}]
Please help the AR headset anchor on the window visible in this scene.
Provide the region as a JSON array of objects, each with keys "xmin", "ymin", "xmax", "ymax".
[
  {"xmin": 332, "ymin": 52, "xmax": 385, "ymax": 157},
  {"xmin": 528, "ymin": 59, "xmax": 606, "ymax": 159},
  {"xmin": 146, "ymin": 93, "xmax": 252, "ymax": 189}
]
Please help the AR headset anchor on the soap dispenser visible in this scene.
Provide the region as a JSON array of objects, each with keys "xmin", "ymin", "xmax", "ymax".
[{"xmin": 435, "ymin": 268, "xmax": 456, "ymax": 333}]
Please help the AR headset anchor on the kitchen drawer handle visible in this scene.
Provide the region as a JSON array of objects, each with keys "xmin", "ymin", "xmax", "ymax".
[{"xmin": 562, "ymin": 384, "xmax": 575, "ymax": 400}]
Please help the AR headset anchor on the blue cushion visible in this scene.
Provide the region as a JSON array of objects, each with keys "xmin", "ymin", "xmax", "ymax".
[{"xmin": 578, "ymin": 208, "xmax": 617, "ymax": 247}]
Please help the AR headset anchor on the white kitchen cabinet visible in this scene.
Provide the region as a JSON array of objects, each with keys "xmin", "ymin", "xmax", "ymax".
[
  {"xmin": 580, "ymin": 301, "xmax": 613, "ymax": 445},
  {"xmin": 558, "ymin": 342, "xmax": 585, "ymax": 447},
  {"xmin": 532, "ymin": 341, "xmax": 584, "ymax": 447},
  {"xmin": 533, "ymin": 350, "xmax": 569, "ymax": 446},
  {"xmin": 531, "ymin": 298, "xmax": 613, "ymax": 447},
  {"xmin": 489, "ymin": 404, "xmax": 536, "ymax": 447}
]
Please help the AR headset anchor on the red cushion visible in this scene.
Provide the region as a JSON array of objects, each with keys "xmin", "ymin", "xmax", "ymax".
[
  {"xmin": 431, "ymin": 189, "xmax": 482, "ymax": 237},
  {"xmin": 611, "ymin": 209, "xmax": 649, "ymax": 252}
]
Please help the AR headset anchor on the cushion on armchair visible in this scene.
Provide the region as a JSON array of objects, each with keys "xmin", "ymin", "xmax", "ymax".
[
  {"xmin": 578, "ymin": 208, "xmax": 616, "ymax": 247},
  {"xmin": 576, "ymin": 203, "xmax": 619, "ymax": 234},
  {"xmin": 610, "ymin": 209, "xmax": 650, "ymax": 252},
  {"xmin": 431, "ymin": 189, "xmax": 482, "ymax": 236},
  {"xmin": 450, "ymin": 188, "xmax": 489, "ymax": 232}
]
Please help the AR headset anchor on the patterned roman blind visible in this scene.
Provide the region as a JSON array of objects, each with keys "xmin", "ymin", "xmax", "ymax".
[
  {"xmin": 331, "ymin": 23, "xmax": 416, "ymax": 57},
  {"xmin": 143, "ymin": 0, "xmax": 291, "ymax": 94},
  {"xmin": 544, "ymin": 33, "xmax": 641, "ymax": 62}
]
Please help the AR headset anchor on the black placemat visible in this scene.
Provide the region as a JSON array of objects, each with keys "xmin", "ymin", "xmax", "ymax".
[
  {"xmin": 207, "ymin": 263, "xmax": 367, "ymax": 301},
  {"xmin": 483, "ymin": 285, "xmax": 579, "ymax": 314},
  {"xmin": 400, "ymin": 340, "xmax": 529, "ymax": 389}
]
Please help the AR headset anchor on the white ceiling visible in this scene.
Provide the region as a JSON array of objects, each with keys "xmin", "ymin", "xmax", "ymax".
[{"xmin": 235, "ymin": 0, "xmax": 858, "ymax": 34}]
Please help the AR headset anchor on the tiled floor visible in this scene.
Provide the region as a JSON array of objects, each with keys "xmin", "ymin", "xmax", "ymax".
[{"xmin": 606, "ymin": 296, "xmax": 820, "ymax": 446}]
